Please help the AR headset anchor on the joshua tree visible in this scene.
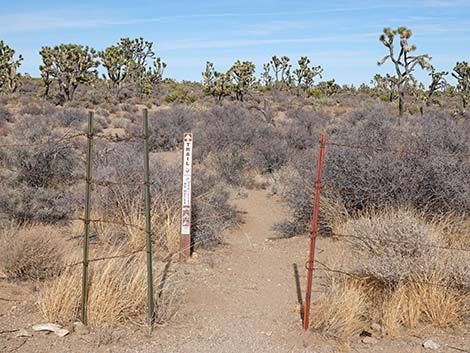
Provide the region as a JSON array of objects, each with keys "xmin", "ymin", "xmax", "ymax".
[
  {"xmin": 228, "ymin": 60, "xmax": 256, "ymax": 101},
  {"xmin": 98, "ymin": 43, "xmax": 128, "ymax": 97},
  {"xmin": 39, "ymin": 44, "xmax": 99, "ymax": 101},
  {"xmin": 426, "ymin": 68, "xmax": 448, "ymax": 107},
  {"xmin": 99, "ymin": 37, "xmax": 165, "ymax": 98},
  {"xmin": 316, "ymin": 79, "xmax": 341, "ymax": 97},
  {"xmin": 140, "ymin": 57, "xmax": 166, "ymax": 96},
  {"xmin": 202, "ymin": 61, "xmax": 232, "ymax": 101},
  {"xmin": 452, "ymin": 61, "xmax": 470, "ymax": 108},
  {"xmin": 371, "ymin": 73, "xmax": 398, "ymax": 102},
  {"xmin": 378, "ymin": 27, "xmax": 432, "ymax": 116},
  {"xmin": 261, "ymin": 63, "xmax": 273, "ymax": 87},
  {"xmin": 270, "ymin": 55, "xmax": 292, "ymax": 88},
  {"xmin": 293, "ymin": 56, "xmax": 323, "ymax": 93},
  {"xmin": 0, "ymin": 41, "xmax": 23, "ymax": 94}
]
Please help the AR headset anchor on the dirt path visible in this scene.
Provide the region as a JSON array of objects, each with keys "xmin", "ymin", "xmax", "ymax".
[{"xmin": 148, "ymin": 189, "xmax": 312, "ymax": 352}]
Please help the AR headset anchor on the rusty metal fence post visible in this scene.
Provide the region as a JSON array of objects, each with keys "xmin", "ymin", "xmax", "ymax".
[
  {"xmin": 142, "ymin": 109, "xmax": 155, "ymax": 330},
  {"xmin": 81, "ymin": 111, "xmax": 94, "ymax": 325},
  {"xmin": 303, "ymin": 133, "xmax": 326, "ymax": 330}
]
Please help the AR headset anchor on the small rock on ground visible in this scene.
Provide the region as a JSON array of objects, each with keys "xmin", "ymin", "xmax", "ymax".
[
  {"xmin": 423, "ymin": 339, "xmax": 440, "ymax": 350},
  {"xmin": 361, "ymin": 337, "xmax": 378, "ymax": 345},
  {"xmin": 15, "ymin": 328, "xmax": 32, "ymax": 337}
]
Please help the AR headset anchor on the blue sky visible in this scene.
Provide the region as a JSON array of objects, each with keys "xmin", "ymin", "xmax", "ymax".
[{"xmin": 1, "ymin": 0, "xmax": 470, "ymax": 85}]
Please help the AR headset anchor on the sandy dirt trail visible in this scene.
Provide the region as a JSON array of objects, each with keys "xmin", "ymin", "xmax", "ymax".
[{"xmin": 148, "ymin": 189, "xmax": 313, "ymax": 353}]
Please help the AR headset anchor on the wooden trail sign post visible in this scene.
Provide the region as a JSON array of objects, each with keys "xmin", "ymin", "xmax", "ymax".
[{"xmin": 180, "ymin": 133, "xmax": 193, "ymax": 261}]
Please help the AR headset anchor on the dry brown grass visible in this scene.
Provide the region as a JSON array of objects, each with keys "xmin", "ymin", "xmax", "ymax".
[
  {"xmin": 311, "ymin": 208, "xmax": 470, "ymax": 338},
  {"xmin": 90, "ymin": 195, "xmax": 180, "ymax": 256},
  {"xmin": 382, "ymin": 272, "xmax": 464, "ymax": 335},
  {"xmin": 0, "ymin": 224, "xmax": 67, "ymax": 280},
  {"xmin": 38, "ymin": 250, "xmax": 181, "ymax": 326},
  {"xmin": 311, "ymin": 279, "xmax": 370, "ymax": 337},
  {"xmin": 319, "ymin": 189, "xmax": 349, "ymax": 234},
  {"xmin": 431, "ymin": 212, "xmax": 470, "ymax": 249}
]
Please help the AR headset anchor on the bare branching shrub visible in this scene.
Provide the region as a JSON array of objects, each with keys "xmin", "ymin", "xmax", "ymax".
[
  {"xmin": 272, "ymin": 150, "xmax": 349, "ymax": 237},
  {"xmin": 191, "ymin": 171, "xmax": 240, "ymax": 247},
  {"xmin": 282, "ymin": 108, "xmax": 328, "ymax": 150},
  {"xmin": 0, "ymin": 112, "xmax": 80, "ymax": 223},
  {"xmin": 0, "ymin": 106, "xmax": 14, "ymax": 124},
  {"xmin": 276, "ymin": 105, "xmax": 470, "ymax": 237},
  {"xmin": 339, "ymin": 208, "xmax": 442, "ymax": 285},
  {"xmin": 146, "ymin": 106, "xmax": 197, "ymax": 152},
  {"xmin": 197, "ymin": 103, "xmax": 287, "ymax": 185},
  {"xmin": 325, "ymin": 105, "xmax": 470, "ymax": 213},
  {"xmin": 0, "ymin": 224, "xmax": 66, "ymax": 280},
  {"xmin": 39, "ymin": 253, "xmax": 181, "ymax": 326}
]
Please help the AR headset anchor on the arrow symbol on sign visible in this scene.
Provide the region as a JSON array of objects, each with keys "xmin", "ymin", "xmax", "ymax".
[{"xmin": 184, "ymin": 134, "xmax": 192, "ymax": 142}]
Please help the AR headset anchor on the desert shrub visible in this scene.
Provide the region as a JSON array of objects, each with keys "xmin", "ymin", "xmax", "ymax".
[
  {"xmin": 0, "ymin": 106, "xmax": 14, "ymax": 124},
  {"xmin": 0, "ymin": 185, "xmax": 76, "ymax": 223},
  {"xmin": 276, "ymin": 105, "xmax": 470, "ymax": 237},
  {"xmin": 92, "ymin": 142, "xmax": 180, "ymax": 252},
  {"xmin": 146, "ymin": 106, "xmax": 197, "ymax": 152},
  {"xmin": 191, "ymin": 171, "xmax": 240, "ymax": 247},
  {"xmin": 0, "ymin": 224, "xmax": 66, "ymax": 280},
  {"xmin": 282, "ymin": 108, "xmax": 329, "ymax": 150},
  {"xmin": 313, "ymin": 272, "xmax": 466, "ymax": 337},
  {"xmin": 52, "ymin": 107, "xmax": 88, "ymax": 128},
  {"xmin": 93, "ymin": 114, "xmax": 108, "ymax": 132},
  {"xmin": 196, "ymin": 104, "xmax": 287, "ymax": 185},
  {"xmin": 18, "ymin": 102, "xmax": 57, "ymax": 116},
  {"xmin": 272, "ymin": 149, "xmax": 349, "ymax": 238},
  {"xmin": 0, "ymin": 117, "xmax": 79, "ymax": 222},
  {"xmin": 120, "ymin": 103, "xmax": 138, "ymax": 113},
  {"xmin": 112, "ymin": 117, "xmax": 129, "ymax": 129},
  {"xmin": 338, "ymin": 208, "xmax": 442, "ymax": 285},
  {"xmin": 324, "ymin": 105, "xmax": 470, "ymax": 213},
  {"xmin": 311, "ymin": 208, "xmax": 469, "ymax": 337},
  {"xmin": 39, "ymin": 252, "xmax": 181, "ymax": 326},
  {"xmin": 165, "ymin": 85, "xmax": 197, "ymax": 104}
]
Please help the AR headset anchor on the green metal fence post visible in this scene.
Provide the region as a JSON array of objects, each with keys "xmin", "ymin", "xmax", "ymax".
[
  {"xmin": 143, "ymin": 108, "xmax": 155, "ymax": 330},
  {"xmin": 81, "ymin": 111, "xmax": 94, "ymax": 325}
]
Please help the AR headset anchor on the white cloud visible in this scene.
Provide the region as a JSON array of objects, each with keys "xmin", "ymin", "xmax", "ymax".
[
  {"xmin": 159, "ymin": 33, "xmax": 376, "ymax": 51},
  {"xmin": 0, "ymin": 3, "xmax": 420, "ymax": 34}
]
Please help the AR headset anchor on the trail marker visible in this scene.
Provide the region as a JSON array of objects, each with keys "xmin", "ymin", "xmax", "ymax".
[{"xmin": 180, "ymin": 133, "xmax": 193, "ymax": 261}]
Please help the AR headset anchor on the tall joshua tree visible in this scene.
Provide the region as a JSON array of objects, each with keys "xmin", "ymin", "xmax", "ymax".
[
  {"xmin": 229, "ymin": 60, "xmax": 256, "ymax": 101},
  {"xmin": 0, "ymin": 40, "xmax": 23, "ymax": 94},
  {"xmin": 202, "ymin": 61, "xmax": 232, "ymax": 101},
  {"xmin": 378, "ymin": 27, "xmax": 432, "ymax": 116},
  {"xmin": 39, "ymin": 44, "xmax": 99, "ymax": 101},
  {"xmin": 99, "ymin": 37, "xmax": 166, "ymax": 98},
  {"xmin": 452, "ymin": 61, "xmax": 470, "ymax": 109},
  {"xmin": 293, "ymin": 56, "xmax": 323, "ymax": 93}
]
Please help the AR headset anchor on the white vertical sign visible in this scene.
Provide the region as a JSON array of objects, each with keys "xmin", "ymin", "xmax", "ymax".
[{"xmin": 180, "ymin": 133, "xmax": 193, "ymax": 235}]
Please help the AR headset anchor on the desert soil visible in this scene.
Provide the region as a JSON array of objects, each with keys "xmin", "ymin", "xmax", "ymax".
[{"xmin": 1, "ymin": 189, "xmax": 469, "ymax": 353}]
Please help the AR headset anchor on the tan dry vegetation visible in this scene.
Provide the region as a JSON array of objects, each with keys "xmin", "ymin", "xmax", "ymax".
[
  {"xmin": 310, "ymin": 207, "xmax": 470, "ymax": 338},
  {"xmin": 88, "ymin": 195, "xmax": 180, "ymax": 256},
  {"xmin": 0, "ymin": 223, "xmax": 68, "ymax": 280},
  {"xmin": 38, "ymin": 251, "xmax": 181, "ymax": 326},
  {"xmin": 381, "ymin": 272, "xmax": 464, "ymax": 335},
  {"xmin": 310, "ymin": 279, "xmax": 370, "ymax": 337}
]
